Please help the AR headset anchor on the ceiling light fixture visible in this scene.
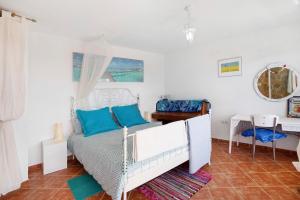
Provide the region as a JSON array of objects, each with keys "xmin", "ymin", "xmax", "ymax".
[
  {"xmin": 183, "ymin": 5, "xmax": 196, "ymax": 43},
  {"xmin": 294, "ymin": 0, "xmax": 300, "ymax": 5}
]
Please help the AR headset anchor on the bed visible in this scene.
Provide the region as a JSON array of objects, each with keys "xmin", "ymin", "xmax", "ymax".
[{"xmin": 68, "ymin": 88, "xmax": 211, "ymax": 200}]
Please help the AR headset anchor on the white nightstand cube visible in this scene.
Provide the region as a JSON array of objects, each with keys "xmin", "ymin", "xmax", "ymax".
[{"xmin": 42, "ymin": 139, "xmax": 67, "ymax": 175}]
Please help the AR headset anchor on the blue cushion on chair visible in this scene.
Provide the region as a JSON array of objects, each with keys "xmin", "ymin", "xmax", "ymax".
[{"xmin": 242, "ymin": 128, "xmax": 287, "ymax": 143}]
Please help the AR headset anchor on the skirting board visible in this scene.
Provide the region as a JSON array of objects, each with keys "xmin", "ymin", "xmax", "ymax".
[
  {"xmin": 212, "ymin": 138, "xmax": 297, "ymax": 156},
  {"xmin": 28, "ymin": 155, "xmax": 74, "ymax": 173},
  {"xmin": 28, "ymin": 138, "xmax": 297, "ymax": 172}
]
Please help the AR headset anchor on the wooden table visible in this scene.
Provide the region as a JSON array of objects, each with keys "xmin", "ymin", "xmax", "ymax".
[
  {"xmin": 152, "ymin": 101, "xmax": 210, "ymax": 124},
  {"xmin": 152, "ymin": 112, "xmax": 203, "ymax": 124}
]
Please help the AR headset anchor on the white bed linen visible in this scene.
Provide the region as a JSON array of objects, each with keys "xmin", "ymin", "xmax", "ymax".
[
  {"xmin": 134, "ymin": 120, "xmax": 188, "ymax": 162},
  {"xmin": 187, "ymin": 114, "xmax": 211, "ymax": 173}
]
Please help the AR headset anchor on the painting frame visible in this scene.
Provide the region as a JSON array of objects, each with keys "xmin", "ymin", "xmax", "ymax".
[
  {"xmin": 101, "ymin": 57, "xmax": 144, "ymax": 83},
  {"xmin": 218, "ymin": 57, "xmax": 242, "ymax": 77},
  {"xmin": 72, "ymin": 52, "xmax": 145, "ymax": 83},
  {"xmin": 287, "ymin": 96, "xmax": 300, "ymax": 118},
  {"xmin": 72, "ymin": 52, "xmax": 84, "ymax": 82}
]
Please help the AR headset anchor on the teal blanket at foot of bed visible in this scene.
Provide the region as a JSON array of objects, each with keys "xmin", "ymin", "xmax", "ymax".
[{"xmin": 67, "ymin": 174, "xmax": 103, "ymax": 200}]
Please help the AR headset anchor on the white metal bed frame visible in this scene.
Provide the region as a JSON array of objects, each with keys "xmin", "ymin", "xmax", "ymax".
[
  {"xmin": 71, "ymin": 88, "xmax": 193, "ymax": 200},
  {"xmin": 122, "ymin": 127, "xmax": 189, "ymax": 200},
  {"xmin": 71, "ymin": 88, "xmax": 140, "ymax": 116}
]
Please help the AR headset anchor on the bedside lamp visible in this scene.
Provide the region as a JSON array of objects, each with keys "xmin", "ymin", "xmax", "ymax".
[
  {"xmin": 53, "ymin": 123, "xmax": 64, "ymax": 143},
  {"xmin": 144, "ymin": 111, "xmax": 152, "ymax": 122}
]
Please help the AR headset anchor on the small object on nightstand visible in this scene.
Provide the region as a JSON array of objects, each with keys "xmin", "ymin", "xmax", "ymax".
[
  {"xmin": 42, "ymin": 139, "xmax": 67, "ymax": 175},
  {"xmin": 144, "ymin": 111, "xmax": 152, "ymax": 122},
  {"xmin": 53, "ymin": 122, "xmax": 64, "ymax": 143}
]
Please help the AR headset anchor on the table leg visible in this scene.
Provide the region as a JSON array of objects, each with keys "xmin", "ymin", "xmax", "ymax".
[
  {"xmin": 229, "ymin": 119, "xmax": 239, "ymax": 154},
  {"xmin": 293, "ymin": 138, "xmax": 300, "ymax": 172}
]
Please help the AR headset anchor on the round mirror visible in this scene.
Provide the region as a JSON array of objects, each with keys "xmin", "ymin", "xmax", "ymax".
[{"xmin": 254, "ymin": 63, "xmax": 299, "ymax": 101}]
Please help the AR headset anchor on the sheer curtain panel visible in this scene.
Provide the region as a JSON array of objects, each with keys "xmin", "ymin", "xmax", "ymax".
[
  {"xmin": 0, "ymin": 11, "xmax": 27, "ymax": 195},
  {"xmin": 77, "ymin": 38, "xmax": 112, "ymax": 101}
]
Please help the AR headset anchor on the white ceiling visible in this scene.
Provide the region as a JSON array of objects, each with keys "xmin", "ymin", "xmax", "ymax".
[{"xmin": 1, "ymin": 0, "xmax": 299, "ymax": 53}]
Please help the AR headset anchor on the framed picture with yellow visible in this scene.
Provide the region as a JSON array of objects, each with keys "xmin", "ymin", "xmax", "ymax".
[{"xmin": 218, "ymin": 57, "xmax": 242, "ymax": 77}]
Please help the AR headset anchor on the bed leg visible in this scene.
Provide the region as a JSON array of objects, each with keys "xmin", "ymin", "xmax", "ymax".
[
  {"xmin": 123, "ymin": 126, "xmax": 128, "ymax": 200},
  {"xmin": 123, "ymin": 191, "xmax": 127, "ymax": 200}
]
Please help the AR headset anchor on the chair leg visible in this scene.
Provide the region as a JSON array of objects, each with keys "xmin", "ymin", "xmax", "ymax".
[
  {"xmin": 272, "ymin": 141, "xmax": 276, "ymax": 160},
  {"xmin": 252, "ymin": 137, "xmax": 256, "ymax": 160}
]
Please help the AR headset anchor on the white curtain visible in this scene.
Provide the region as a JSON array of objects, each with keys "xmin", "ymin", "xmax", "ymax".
[
  {"xmin": 77, "ymin": 39, "xmax": 112, "ymax": 100},
  {"xmin": 0, "ymin": 11, "xmax": 27, "ymax": 195}
]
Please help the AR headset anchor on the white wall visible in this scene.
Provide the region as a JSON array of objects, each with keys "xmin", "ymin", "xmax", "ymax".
[
  {"xmin": 15, "ymin": 32, "xmax": 165, "ymax": 180},
  {"xmin": 14, "ymin": 32, "xmax": 81, "ymax": 180},
  {"xmin": 165, "ymin": 24, "xmax": 300, "ymax": 151},
  {"xmin": 15, "ymin": 21, "xmax": 299, "ymax": 183},
  {"xmin": 96, "ymin": 45, "xmax": 165, "ymax": 113}
]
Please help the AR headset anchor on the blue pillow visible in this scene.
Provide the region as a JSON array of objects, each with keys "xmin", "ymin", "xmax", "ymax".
[
  {"xmin": 76, "ymin": 107, "xmax": 119, "ymax": 137},
  {"xmin": 156, "ymin": 99, "xmax": 203, "ymax": 112},
  {"xmin": 112, "ymin": 104, "xmax": 148, "ymax": 127}
]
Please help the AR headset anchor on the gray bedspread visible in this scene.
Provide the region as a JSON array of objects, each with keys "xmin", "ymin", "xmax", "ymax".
[{"xmin": 67, "ymin": 122, "xmax": 162, "ymax": 200}]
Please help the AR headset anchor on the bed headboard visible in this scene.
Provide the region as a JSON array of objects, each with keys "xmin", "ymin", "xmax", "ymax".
[{"xmin": 71, "ymin": 88, "xmax": 139, "ymax": 118}]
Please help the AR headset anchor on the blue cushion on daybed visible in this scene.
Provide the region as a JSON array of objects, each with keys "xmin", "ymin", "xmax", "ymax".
[
  {"xmin": 76, "ymin": 107, "xmax": 119, "ymax": 137},
  {"xmin": 112, "ymin": 104, "xmax": 148, "ymax": 127},
  {"xmin": 242, "ymin": 128, "xmax": 287, "ymax": 143},
  {"xmin": 156, "ymin": 99, "xmax": 204, "ymax": 112}
]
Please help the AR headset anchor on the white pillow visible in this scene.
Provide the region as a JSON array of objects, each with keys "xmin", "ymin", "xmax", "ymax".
[{"xmin": 72, "ymin": 117, "xmax": 82, "ymax": 135}]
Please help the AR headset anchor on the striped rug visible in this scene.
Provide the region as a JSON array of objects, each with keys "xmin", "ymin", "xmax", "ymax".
[{"xmin": 138, "ymin": 165, "xmax": 212, "ymax": 200}]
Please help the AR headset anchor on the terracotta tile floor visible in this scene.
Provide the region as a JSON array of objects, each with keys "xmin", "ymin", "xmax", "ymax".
[{"xmin": 1, "ymin": 140, "xmax": 300, "ymax": 200}]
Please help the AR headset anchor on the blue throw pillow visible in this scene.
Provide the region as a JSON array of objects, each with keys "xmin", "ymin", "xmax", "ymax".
[
  {"xmin": 76, "ymin": 107, "xmax": 119, "ymax": 137},
  {"xmin": 112, "ymin": 104, "xmax": 148, "ymax": 127},
  {"xmin": 156, "ymin": 99, "xmax": 203, "ymax": 112}
]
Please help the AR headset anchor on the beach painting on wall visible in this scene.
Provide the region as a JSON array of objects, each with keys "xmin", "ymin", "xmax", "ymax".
[
  {"xmin": 101, "ymin": 57, "xmax": 144, "ymax": 82},
  {"xmin": 72, "ymin": 52, "xmax": 84, "ymax": 82},
  {"xmin": 218, "ymin": 57, "xmax": 242, "ymax": 77},
  {"xmin": 72, "ymin": 53, "xmax": 144, "ymax": 82}
]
